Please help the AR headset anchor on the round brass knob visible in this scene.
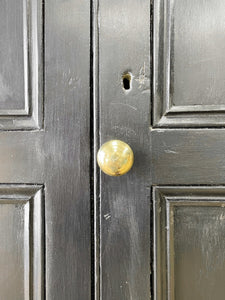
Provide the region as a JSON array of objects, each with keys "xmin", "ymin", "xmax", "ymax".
[{"xmin": 97, "ymin": 140, "xmax": 134, "ymax": 176}]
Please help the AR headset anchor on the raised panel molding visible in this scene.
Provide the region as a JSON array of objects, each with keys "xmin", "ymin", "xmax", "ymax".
[
  {"xmin": 153, "ymin": 0, "xmax": 225, "ymax": 127},
  {"xmin": 0, "ymin": 0, "xmax": 43, "ymax": 130},
  {"xmin": 153, "ymin": 186, "xmax": 225, "ymax": 300},
  {"xmin": 0, "ymin": 185, "xmax": 44, "ymax": 299}
]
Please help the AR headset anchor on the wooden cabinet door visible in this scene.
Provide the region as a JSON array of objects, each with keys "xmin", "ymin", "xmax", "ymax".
[
  {"xmin": 0, "ymin": 1, "xmax": 91, "ymax": 299},
  {"xmin": 95, "ymin": 0, "xmax": 225, "ymax": 299}
]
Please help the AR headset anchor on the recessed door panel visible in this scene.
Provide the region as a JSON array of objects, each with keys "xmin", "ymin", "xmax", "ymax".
[
  {"xmin": 0, "ymin": 0, "xmax": 43, "ymax": 130},
  {"xmin": 154, "ymin": 186, "xmax": 225, "ymax": 300},
  {"xmin": 153, "ymin": 0, "xmax": 225, "ymax": 127},
  {"xmin": 0, "ymin": 185, "xmax": 44, "ymax": 300},
  {"xmin": 0, "ymin": 0, "xmax": 27, "ymax": 113},
  {"xmin": 173, "ymin": 0, "xmax": 225, "ymax": 108}
]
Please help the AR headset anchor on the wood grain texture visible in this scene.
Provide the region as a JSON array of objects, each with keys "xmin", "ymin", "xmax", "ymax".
[
  {"xmin": 98, "ymin": 0, "xmax": 151, "ymax": 299},
  {"xmin": 153, "ymin": 0, "xmax": 225, "ymax": 127},
  {"xmin": 0, "ymin": 0, "xmax": 43, "ymax": 130},
  {"xmin": 0, "ymin": 0, "xmax": 91, "ymax": 299},
  {"xmin": 97, "ymin": 0, "xmax": 225, "ymax": 299},
  {"xmin": 45, "ymin": 0, "xmax": 91, "ymax": 299},
  {"xmin": 154, "ymin": 186, "xmax": 225, "ymax": 300},
  {"xmin": 0, "ymin": 185, "xmax": 43, "ymax": 300},
  {"xmin": 0, "ymin": 0, "xmax": 27, "ymax": 112},
  {"xmin": 152, "ymin": 129, "xmax": 225, "ymax": 185}
]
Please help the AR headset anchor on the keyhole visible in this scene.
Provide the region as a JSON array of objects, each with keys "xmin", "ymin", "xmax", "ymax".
[{"xmin": 122, "ymin": 73, "xmax": 132, "ymax": 91}]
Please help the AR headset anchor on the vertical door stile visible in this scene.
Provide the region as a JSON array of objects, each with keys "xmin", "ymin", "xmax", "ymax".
[{"xmin": 97, "ymin": 0, "xmax": 152, "ymax": 299}]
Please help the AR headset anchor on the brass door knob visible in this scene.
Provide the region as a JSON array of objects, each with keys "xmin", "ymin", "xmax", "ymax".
[{"xmin": 97, "ymin": 140, "xmax": 134, "ymax": 176}]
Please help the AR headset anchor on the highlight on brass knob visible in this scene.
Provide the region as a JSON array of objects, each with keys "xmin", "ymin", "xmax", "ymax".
[{"xmin": 97, "ymin": 140, "xmax": 134, "ymax": 176}]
